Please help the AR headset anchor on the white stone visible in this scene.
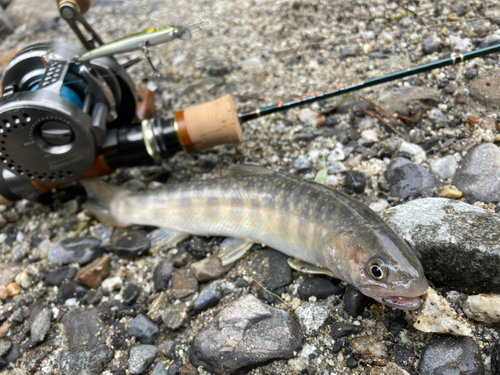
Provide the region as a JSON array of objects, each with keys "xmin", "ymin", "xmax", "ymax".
[
  {"xmin": 14, "ymin": 271, "xmax": 32, "ymax": 289},
  {"xmin": 463, "ymin": 294, "xmax": 500, "ymax": 325},
  {"xmin": 298, "ymin": 108, "xmax": 319, "ymax": 127},
  {"xmin": 102, "ymin": 276, "xmax": 123, "ymax": 291},
  {"xmin": 414, "ymin": 287, "xmax": 471, "ymax": 336},
  {"xmin": 65, "ymin": 298, "xmax": 77, "ymax": 306},
  {"xmin": 369, "ymin": 199, "xmax": 389, "ymax": 213},
  {"xmin": 327, "ymin": 148, "xmax": 345, "ymax": 162},
  {"xmin": 449, "ymin": 35, "xmax": 471, "ymax": 52},
  {"xmin": 429, "ymin": 155, "xmax": 458, "ymax": 179},
  {"xmin": 399, "ymin": 141, "xmax": 426, "ymax": 164},
  {"xmin": 360, "ymin": 129, "xmax": 378, "ymax": 143},
  {"xmin": 325, "ymin": 175, "xmax": 339, "ymax": 187}
]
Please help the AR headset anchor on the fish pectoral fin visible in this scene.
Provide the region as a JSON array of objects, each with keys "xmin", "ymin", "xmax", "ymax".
[
  {"xmin": 217, "ymin": 238, "xmax": 254, "ymax": 266},
  {"xmin": 227, "ymin": 164, "xmax": 275, "ymax": 176},
  {"xmin": 148, "ymin": 228, "xmax": 190, "ymax": 253},
  {"xmin": 288, "ymin": 258, "xmax": 335, "ymax": 277}
]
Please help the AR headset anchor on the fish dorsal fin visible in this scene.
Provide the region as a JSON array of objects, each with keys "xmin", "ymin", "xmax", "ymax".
[
  {"xmin": 288, "ymin": 258, "xmax": 335, "ymax": 277},
  {"xmin": 227, "ymin": 164, "xmax": 275, "ymax": 176}
]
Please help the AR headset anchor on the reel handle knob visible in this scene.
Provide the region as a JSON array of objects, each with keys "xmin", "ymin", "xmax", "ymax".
[{"xmin": 56, "ymin": 0, "xmax": 91, "ymax": 14}]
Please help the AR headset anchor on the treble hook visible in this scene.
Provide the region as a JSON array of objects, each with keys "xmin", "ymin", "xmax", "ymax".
[
  {"xmin": 187, "ymin": 19, "xmax": 212, "ymax": 33},
  {"xmin": 140, "ymin": 42, "xmax": 161, "ymax": 78}
]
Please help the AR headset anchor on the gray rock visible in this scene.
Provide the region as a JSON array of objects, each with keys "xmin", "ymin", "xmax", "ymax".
[
  {"xmin": 190, "ymin": 294, "xmax": 303, "ymax": 374},
  {"xmin": 48, "ymin": 237, "xmax": 106, "ymax": 265},
  {"xmin": 10, "ymin": 241, "xmax": 29, "ymax": 262},
  {"xmin": 190, "ymin": 256, "xmax": 233, "ymax": 282},
  {"xmin": 158, "ymin": 341, "xmax": 182, "ymax": 360},
  {"xmin": 294, "ymin": 302, "xmax": 333, "ymax": 335},
  {"xmin": 64, "ymin": 309, "xmax": 105, "ymax": 349},
  {"xmin": 377, "ymin": 87, "xmax": 440, "ymax": 115},
  {"xmin": 59, "ymin": 345, "xmax": 113, "ymax": 375},
  {"xmin": 4, "ymin": 342, "xmax": 20, "ymax": 364},
  {"xmin": 386, "ymin": 158, "xmax": 441, "ymax": 200},
  {"xmin": 380, "ymin": 198, "xmax": 500, "ymax": 293},
  {"xmin": 469, "ymin": 72, "xmax": 500, "ymax": 110},
  {"xmin": 0, "ymin": 339, "xmax": 11, "ymax": 356},
  {"xmin": 479, "ymin": 34, "xmax": 500, "ymax": 49},
  {"xmin": 193, "ymin": 281, "xmax": 223, "ymax": 312},
  {"xmin": 292, "ymin": 155, "xmax": 312, "ymax": 172},
  {"xmin": 0, "ymin": 7, "xmax": 14, "ymax": 38},
  {"xmin": 30, "ymin": 307, "xmax": 51, "ymax": 344},
  {"xmin": 430, "ymin": 155, "xmax": 458, "ymax": 180},
  {"xmin": 341, "ymin": 44, "xmax": 359, "ymax": 57},
  {"xmin": 171, "ymin": 269, "xmax": 198, "ymax": 299},
  {"xmin": 127, "ymin": 314, "xmax": 159, "ymax": 344},
  {"xmin": 422, "ymin": 37, "xmax": 440, "ymax": 54},
  {"xmin": 111, "ymin": 228, "xmax": 150, "ymax": 259},
  {"xmin": 0, "ymin": 262, "xmax": 22, "ymax": 286},
  {"xmin": 452, "ymin": 144, "xmax": 500, "ymax": 202},
  {"xmin": 152, "ymin": 362, "xmax": 169, "ymax": 375},
  {"xmin": 428, "ymin": 108, "xmax": 447, "ymax": 123},
  {"xmin": 123, "ymin": 284, "xmax": 141, "ymax": 305},
  {"xmin": 250, "ymin": 249, "xmax": 293, "ymax": 291},
  {"xmin": 153, "ymin": 259, "xmax": 174, "ymax": 291},
  {"xmin": 409, "ymin": 128, "xmax": 425, "ymax": 144},
  {"xmin": 128, "ymin": 344, "xmax": 158, "ymax": 375},
  {"xmin": 419, "ymin": 336, "xmax": 484, "ymax": 375},
  {"xmin": 330, "ymin": 322, "xmax": 362, "ymax": 340},
  {"xmin": 466, "ymin": 68, "xmax": 478, "ymax": 79},
  {"xmin": 162, "ymin": 302, "xmax": 189, "ymax": 330}
]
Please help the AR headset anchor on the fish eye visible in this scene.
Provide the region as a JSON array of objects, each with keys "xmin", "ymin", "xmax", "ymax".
[{"xmin": 367, "ymin": 258, "xmax": 387, "ymax": 280}]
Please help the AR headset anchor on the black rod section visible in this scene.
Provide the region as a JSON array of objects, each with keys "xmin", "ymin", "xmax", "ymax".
[{"xmin": 238, "ymin": 43, "xmax": 500, "ymax": 123}]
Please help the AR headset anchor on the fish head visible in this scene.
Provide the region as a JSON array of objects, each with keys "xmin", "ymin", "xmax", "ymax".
[{"xmin": 325, "ymin": 224, "xmax": 428, "ymax": 310}]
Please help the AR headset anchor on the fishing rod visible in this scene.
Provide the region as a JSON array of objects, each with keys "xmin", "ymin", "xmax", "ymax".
[{"xmin": 238, "ymin": 42, "xmax": 500, "ymax": 122}]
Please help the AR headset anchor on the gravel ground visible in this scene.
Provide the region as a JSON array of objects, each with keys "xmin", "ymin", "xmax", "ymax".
[{"xmin": 0, "ymin": 0, "xmax": 500, "ymax": 374}]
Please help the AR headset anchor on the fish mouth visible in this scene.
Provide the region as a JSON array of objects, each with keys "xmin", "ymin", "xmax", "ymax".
[{"xmin": 379, "ymin": 295, "xmax": 423, "ymax": 310}]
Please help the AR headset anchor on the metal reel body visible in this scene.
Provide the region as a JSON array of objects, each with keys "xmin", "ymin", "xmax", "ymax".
[{"xmin": 0, "ymin": 41, "xmax": 137, "ymax": 183}]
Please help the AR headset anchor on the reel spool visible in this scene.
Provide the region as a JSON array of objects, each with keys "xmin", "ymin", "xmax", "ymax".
[{"xmin": 0, "ymin": 41, "xmax": 136, "ymax": 184}]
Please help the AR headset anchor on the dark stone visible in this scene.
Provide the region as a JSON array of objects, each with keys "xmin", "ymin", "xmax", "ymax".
[
  {"xmin": 294, "ymin": 128, "xmax": 320, "ymax": 142},
  {"xmin": 235, "ymin": 277, "xmax": 249, "ymax": 288},
  {"xmin": 25, "ymin": 348, "xmax": 47, "ymax": 372},
  {"xmin": 343, "ymin": 285, "xmax": 373, "ymax": 317},
  {"xmin": 112, "ymin": 332, "xmax": 128, "ymax": 350},
  {"xmin": 422, "ymin": 136, "xmax": 444, "ymax": 151},
  {"xmin": 127, "ymin": 314, "xmax": 159, "ymax": 344},
  {"xmin": 85, "ymin": 289, "xmax": 103, "ymax": 305},
  {"xmin": 153, "ymin": 260, "xmax": 174, "ymax": 291},
  {"xmin": 395, "ymin": 151, "xmax": 412, "ymax": 160},
  {"xmin": 297, "ymin": 278, "xmax": 344, "ymax": 300},
  {"xmin": 4, "ymin": 342, "xmax": 20, "ymax": 364},
  {"xmin": 344, "ymin": 171, "xmax": 366, "ymax": 194},
  {"xmin": 381, "ymin": 198, "xmax": 500, "ymax": 293},
  {"xmin": 330, "ymin": 322, "xmax": 362, "ymax": 339},
  {"xmin": 48, "ymin": 237, "xmax": 106, "ymax": 265},
  {"xmin": 406, "ymin": 76, "xmax": 423, "ymax": 86},
  {"xmin": 419, "ymin": 335, "xmax": 484, "ymax": 375},
  {"xmin": 178, "ymin": 238, "xmax": 211, "ymax": 260},
  {"xmin": 193, "ymin": 281, "xmax": 223, "ymax": 312},
  {"xmin": 257, "ymin": 288, "xmax": 278, "ymax": 304},
  {"xmin": 190, "ymin": 294, "xmax": 303, "ymax": 374},
  {"xmin": 422, "ymin": 37, "xmax": 440, "ymax": 54},
  {"xmin": 332, "ymin": 340, "xmax": 343, "ymax": 353},
  {"xmin": 98, "ymin": 301, "xmax": 115, "ymax": 323},
  {"xmin": 128, "ymin": 344, "xmax": 158, "ymax": 375},
  {"xmin": 346, "ymin": 356, "xmax": 358, "ymax": 369},
  {"xmin": 443, "ymin": 82, "xmax": 457, "ymax": 94},
  {"xmin": 64, "ymin": 309, "xmax": 105, "ymax": 349},
  {"xmin": 57, "ymin": 280, "xmax": 89, "ymax": 303},
  {"xmin": 111, "ymin": 228, "xmax": 150, "ymax": 259},
  {"xmin": 59, "ymin": 345, "xmax": 113, "ymax": 375},
  {"xmin": 492, "ymin": 339, "xmax": 500, "ymax": 375},
  {"xmin": 123, "ymin": 284, "xmax": 141, "ymax": 305},
  {"xmin": 325, "ymin": 115, "xmax": 339, "ymax": 127},
  {"xmin": 204, "ymin": 57, "xmax": 230, "ymax": 77},
  {"xmin": 0, "ymin": 358, "xmax": 7, "ymax": 370},
  {"xmin": 466, "ymin": 68, "xmax": 478, "ymax": 79},
  {"xmin": 391, "ymin": 344, "xmax": 416, "ymax": 371},
  {"xmin": 388, "ymin": 314, "xmax": 407, "ymax": 336},
  {"xmin": 158, "ymin": 341, "xmax": 182, "ymax": 360},
  {"xmin": 44, "ymin": 266, "xmax": 71, "ymax": 286},
  {"xmin": 386, "ymin": 157, "xmax": 441, "ymax": 200},
  {"xmin": 250, "ymin": 249, "xmax": 293, "ymax": 291},
  {"xmin": 452, "ymin": 144, "xmax": 500, "ymax": 203}
]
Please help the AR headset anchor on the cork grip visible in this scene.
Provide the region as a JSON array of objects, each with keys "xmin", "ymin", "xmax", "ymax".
[{"xmin": 179, "ymin": 95, "xmax": 242, "ymax": 152}]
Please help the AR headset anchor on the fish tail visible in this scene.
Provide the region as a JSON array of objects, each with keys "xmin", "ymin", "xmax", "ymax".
[{"xmin": 81, "ymin": 179, "xmax": 129, "ymax": 227}]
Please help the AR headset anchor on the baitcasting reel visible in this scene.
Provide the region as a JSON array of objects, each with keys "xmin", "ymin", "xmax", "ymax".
[{"xmin": 0, "ymin": 0, "xmax": 242, "ymax": 204}]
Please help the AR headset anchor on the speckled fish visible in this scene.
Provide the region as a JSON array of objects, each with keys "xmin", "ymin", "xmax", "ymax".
[{"xmin": 82, "ymin": 165, "xmax": 428, "ymax": 310}]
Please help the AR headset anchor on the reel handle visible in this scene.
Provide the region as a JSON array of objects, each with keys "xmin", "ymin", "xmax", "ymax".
[{"xmin": 56, "ymin": 0, "xmax": 91, "ymax": 14}]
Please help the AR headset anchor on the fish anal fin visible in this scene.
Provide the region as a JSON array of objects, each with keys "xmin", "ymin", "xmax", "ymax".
[
  {"xmin": 288, "ymin": 258, "xmax": 335, "ymax": 277},
  {"xmin": 148, "ymin": 228, "xmax": 190, "ymax": 253},
  {"xmin": 217, "ymin": 238, "xmax": 254, "ymax": 266},
  {"xmin": 227, "ymin": 164, "xmax": 274, "ymax": 177}
]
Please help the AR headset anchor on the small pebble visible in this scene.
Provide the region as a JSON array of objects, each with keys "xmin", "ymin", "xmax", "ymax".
[
  {"xmin": 190, "ymin": 256, "xmax": 233, "ymax": 282},
  {"xmin": 346, "ymin": 356, "xmax": 358, "ymax": 368},
  {"xmin": 101, "ymin": 276, "xmax": 123, "ymax": 291},
  {"xmin": 330, "ymin": 322, "xmax": 362, "ymax": 340},
  {"xmin": 48, "ymin": 237, "xmax": 106, "ymax": 265},
  {"xmin": 123, "ymin": 284, "xmax": 141, "ymax": 305},
  {"xmin": 6, "ymin": 283, "xmax": 20, "ymax": 297},
  {"xmin": 293, "ymin": 155, "xmax": 312, "ymax": 172},
  {"xmin": 193, "ymin": 281, "xmax": 223, "ymax": 312},
  {"xmin": 0, "ymin": 339, "xmax": 11, "ymax": 357},
  {"xmin": 153, "ymin": 259, "xmax": 174, "ymax": 291},
  {"xmin": 111, "ymin": 228, "xmax": 151, "ymax": 259},
  {"xmin": 360, "ymin": 129, "xmax": 378, "ymax": 143},
  {"xmin": 128, "ymin": 344, "xmax": 158, "ymax": 375},
  {"xmin": 75, "ymin": 255, "xmax": 110, "ymax": 289},
  {"xmin": 127, "ymin": 314, "xmax": 159, "ymax": 344},
  {"xmin": 171, "ymin": 269, "xmax": 198, "ymax": 299},
  {"xmin": 439, "ymin": 185, "xmax": 462, "ymax": 199},
  {"xmin": 298, "ymin": 278, "xmax": 344, "ymax": 300},
  {"xmin": 430, "ymin": 155, "xmax": 458, "ymax": 179},
  {"xmin": 369, "ymin": 199, "xmax": 389, "ymax": 212},
  {"xmin": 344, "ymin": 171, "xmax": 366, "ymax": 194},
  {"xmin": 343, "ymin": 285, "xmax": 373, "ymax": 317}
]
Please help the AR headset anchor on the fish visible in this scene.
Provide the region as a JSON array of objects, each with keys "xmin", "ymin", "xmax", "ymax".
[{"xmin": 81, "ymin": 165, "xmax": 428, "ymax": 310}]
